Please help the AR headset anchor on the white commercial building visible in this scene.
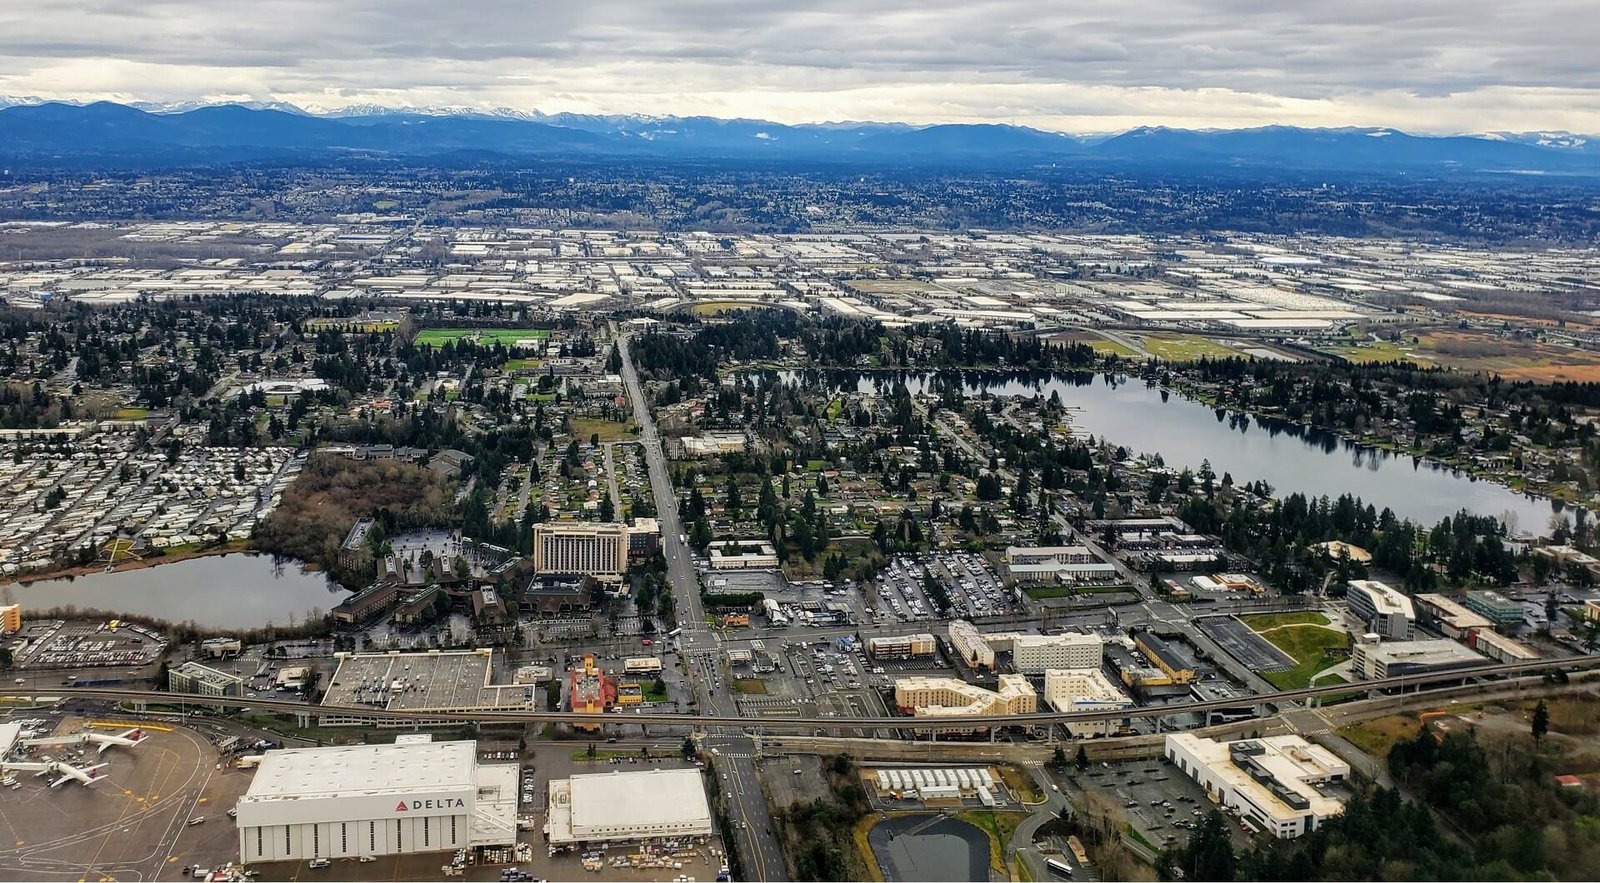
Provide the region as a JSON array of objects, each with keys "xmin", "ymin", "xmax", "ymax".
[
  {"xmin": 1164, "ymin": 733, "xmax": 1348, "ymax": 839},
  {"xmin": 948, "ymin": 620, "xmax": 994, "ymax": 669},
  {"xmin": 532, "ymin": 522, "xmax": 628, "ymax": 580},
  {"xmin": 1349, "ymin": 635, "xmax": 1483, "ymax": 679},
  {"xmin": 623, "ymin": 656, "xmax": 664, "ymax": 674},
  {"xmin": 947, "ymin": 620, "xmax": 1101, "ymax": 673},
  {"xmin": 1012, "ymin": 632, "xmax": 1103, "ymax": 674},
  {"xmin": 1346, "ymin": 580, "xmax": 1416, "ymax": 640},
  {"xmin": 1042, "ymin": 669, "xmax": 1133, "ymax": 737},
  {"xmin": 1003, "ymin": 545, "xmax": 1119, "ymax": 582},
  {"xmin": 546, "ymin": 768, "xmax": 713, "ymax": 845},
  {"xmin": 706, "ymin": 540, "xmax": 779, "ymax": 570},
  {"xmin": 234, "ymin": 738, "xmax": 517, "ymax": 863}
]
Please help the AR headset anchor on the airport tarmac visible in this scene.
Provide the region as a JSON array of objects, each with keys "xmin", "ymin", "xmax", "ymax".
[{"xmin": 0, "ymin": 718, "xmax": 253, "ymax": 881}]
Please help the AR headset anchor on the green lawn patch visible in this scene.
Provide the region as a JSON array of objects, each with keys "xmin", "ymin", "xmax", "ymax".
[
  {"xmin": 113, "ymin": 407, "xmax": 151, "ymax": 419},
  {"xmin": 732, "ymin": 678, "xmax": 768, "ymax": 695},
  {"xmin": 501, "ymin": 358, "xmax": 542, "ymax": 372},
  {"xmin": 1239, "ymin": 611, "xmax": 1331, "ymax": 630},
  {"xmin": 958, "ymin": 810, "xmax": 1028, "ymax": 874},
  {"xmin": 570, "ymin": 749, "xmax": 636, "ymax": 763},
  {"xmin": 1084, "ymin": 337, "xmax": 1139, "ymax": 358},
  {"xmin": 1257, "ymin": 623, "xmax": 1348, "ymax": 690},
  {"xmin": 414, "ymin": 327, "xmax": 551, "ymax": 347},
  {"xmin": 1142, "ymin": 334, "xmax": 1241, "ymax": 362},
  {"xmin": 570, "ymin": 417, "xmax": 637, "ymax": 442}
]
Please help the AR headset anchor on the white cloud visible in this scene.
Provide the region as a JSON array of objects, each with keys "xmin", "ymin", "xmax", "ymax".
[{"xmin": 0, "ymin": 0, "xmax": 1595, "ymax": 133}]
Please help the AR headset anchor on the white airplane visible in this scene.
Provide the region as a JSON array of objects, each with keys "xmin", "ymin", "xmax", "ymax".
[
  {"xmin": 23, "ymin": 728, "xmax": 144, "ymax": 756},
  {"xmin": 6, "ymin": 760, "xmax": 110, "ymax": 787}
]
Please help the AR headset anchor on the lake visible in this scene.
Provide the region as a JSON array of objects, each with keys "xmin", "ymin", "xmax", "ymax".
[
  {"xmin": 5, "ymin": 553, "xmax": 348, "ymax": 630},
  {"xmin": 766, "ymin": 368, "xmax": 1566, "ymax": 532}
]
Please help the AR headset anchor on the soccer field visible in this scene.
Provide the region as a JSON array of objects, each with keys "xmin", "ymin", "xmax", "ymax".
[{"xmin": 413, "ymin": 327, "xmax": 551, "ymax": 346}]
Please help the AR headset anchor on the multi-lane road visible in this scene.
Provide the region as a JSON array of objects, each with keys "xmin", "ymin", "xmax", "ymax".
[{"xmin": 618, "ymin": 334, "xmax": 786, "ymax": 880}]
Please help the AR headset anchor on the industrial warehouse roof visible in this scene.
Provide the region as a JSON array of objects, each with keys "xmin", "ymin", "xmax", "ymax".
[
  {"xmin": 568, "ymin": 768, "xmax": 711, "ymax": 832},
  {"xmin": 242, "ymin": 740, "xmax": 476, "ymax": 802},
  {"xmin": 322, "ymin": 649, "xmax": 536, "ymax": 713}
]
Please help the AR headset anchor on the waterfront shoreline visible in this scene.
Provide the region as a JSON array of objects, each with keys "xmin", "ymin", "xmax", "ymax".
[{"xmin": 3, "ymin": 540, "xmax": 254, "ymax": 586}]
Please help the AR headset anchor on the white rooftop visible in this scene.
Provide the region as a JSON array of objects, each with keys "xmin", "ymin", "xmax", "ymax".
[
  {"xmin": 242, "ymin": 740, "xmax": 475, "ymax": 803},
  {"xmin": 570, "ymin": 768, "xmax": 710, "ymax": 831}
]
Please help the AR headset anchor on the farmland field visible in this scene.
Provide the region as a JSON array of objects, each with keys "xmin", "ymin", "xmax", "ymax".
[
  {"xmin": 1140, "ymin": 333, "xmax": 1242, "ymax": 361},
  {"xmin": 1326, "ymin": 328, "xmax": 1600, "ymax": 381}
]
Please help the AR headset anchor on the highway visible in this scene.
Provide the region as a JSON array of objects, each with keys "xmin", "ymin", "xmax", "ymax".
[
  {"xmin": 617, "ymin": 334, "xmax": 785, "ymax": 881},
  {"xmin": 11, "ymin": 654, "xmax": 1595, "ymax": 730}
]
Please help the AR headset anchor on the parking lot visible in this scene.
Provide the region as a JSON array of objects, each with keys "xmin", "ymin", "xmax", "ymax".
[
  {"xmin": 14, "ymin": 619, "xmax": 167, "ymax": 672},
  {"xmin": 871, "ymin": 552, "xmax": 1015, "ymax": 624},
  {"xmin": 1075, "ymin": 758, "xmax": 1220, "ymax": 851},
  {"xmin": 1195, "ymin": 616, "xmax": 1295, "ymax": 673}
]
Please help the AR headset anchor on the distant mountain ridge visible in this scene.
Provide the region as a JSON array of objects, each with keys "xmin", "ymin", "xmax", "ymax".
[{"xmin": 0, "ymin": 99, "xmax": 1596, "ymax": 174}]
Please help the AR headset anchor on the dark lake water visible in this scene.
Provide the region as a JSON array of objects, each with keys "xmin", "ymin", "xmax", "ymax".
[
  {"xmin": 765, "ymin": 368, "xmax": 1566, "ymax": 532},
  {"xmin": 6, "ymin": 553, "xmax": 347, "ymax": 630}
]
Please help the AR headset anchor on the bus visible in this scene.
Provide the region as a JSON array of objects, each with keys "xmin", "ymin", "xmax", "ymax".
[
  {"xmin": 1045, "ymin": 858, "xmax": 1074, "ymax": 878},
  {"xmin": 1067, "ymin": 835, "xmax": 1089, "ymax": 865},
  {"xmin": 666, "ymin": 627, "xmax": 682, "ymax": 639}
]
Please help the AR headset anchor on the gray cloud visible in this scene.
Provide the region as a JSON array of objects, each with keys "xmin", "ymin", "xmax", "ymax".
[{"xmin": 0, "ymin": 0, "xmax": 1595, "ymax": 132}]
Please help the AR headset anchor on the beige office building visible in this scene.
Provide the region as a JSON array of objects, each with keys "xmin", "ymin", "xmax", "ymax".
[
  {"xmin": 532, "ymin": 523, "xmax": 628, "ymax": 580},
  {"xmin": 893, "ymin": 675, "xmax": 1037, "ymax": 731}
]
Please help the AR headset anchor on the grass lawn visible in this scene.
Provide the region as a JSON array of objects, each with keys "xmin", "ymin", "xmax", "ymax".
[
  {"xmin": 414, "ymin": 327, "xmax": 551, "ymax": 347},
  {"xmin": 570, "ymin": 417, "xmax": 637, "ymax": 442},
  {"xmin": 372, "ymin": 199, "xmax": 398, "ymax": 210},
  {"xmin": 732, "ymin": 678, "xmax": 768, "ymax": 695},
  {"xmin": 1257, "ymin": 623, "xmax": 1348, "ymax": 690},
  {"xmin": 688, "ymin": 300, "xmax": 766, "ymax": 316},
  {"xmin": 998, "ymin": 766, "xmax": 1043, "ymax": 804},
  {"xmin": 1142, "ymin": 334, "xmax": 1241, "ymax": 361},
  {"xmin": 1338, "ymin": 713, "xmax": 1424, "ymax": 757},
  {"xmin": 1239, "ymin": 611, "xmax": 1331, "ymax": 629},
  {"xmin": 958, "ymin": 810, "xmax": 1028, "ymax": 874},
  {"xmin": 501, "ymin": 358, "xmax": 541, "ymax": 372},
  {"xmin": 570, "ymin": 749, "xmax": 638, "ymax": 763},
  {"xmin": 1086, "ymin": 338, "xmax": 1139, "ymax": 358},
  {"xmin": 853, "ymin": 817, "xmax": 887, "ymax": 883},
  {"xmin": 641, "ymin": 682, "xmax": 668, "ymax": 703},
  {"xmin": 112, "ymin": 407, "xmax": 151, "ymax": 419},
  {"xmin": 1325, "ymin": 337, "xmax": 1425, "ymax": 365}
]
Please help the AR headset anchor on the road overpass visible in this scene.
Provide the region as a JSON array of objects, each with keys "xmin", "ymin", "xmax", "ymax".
[{"xmin": 11, "ymin": 653, "xmax": 1594, "ymax": 732}]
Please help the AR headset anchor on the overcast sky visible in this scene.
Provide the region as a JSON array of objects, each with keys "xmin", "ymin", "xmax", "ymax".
[{"xmin": 0, "ymin": 0, "xmax": 1594, "ymax": 133}]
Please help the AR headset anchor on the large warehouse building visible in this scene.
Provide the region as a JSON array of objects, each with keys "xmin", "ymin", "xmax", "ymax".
[
  {"xmin": 1165, "ymin": 733, "xmax": 1348, "ymax": 839},
  {"xmin": 1350, "ymin": 635, "xmax": 1483, "ymax": 679},
  {"xmin": 546, "ymin": 768, "xmax": 713, "ymax": 846},
  {"xmin": 234, "ymin": 737, "xmax": 517, "ymax": 863}
]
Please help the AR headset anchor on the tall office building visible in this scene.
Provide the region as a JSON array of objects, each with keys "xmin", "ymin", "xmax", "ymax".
[{"xmin": 532, "ymin": 523, "xmax": 628, "ymax": 580}]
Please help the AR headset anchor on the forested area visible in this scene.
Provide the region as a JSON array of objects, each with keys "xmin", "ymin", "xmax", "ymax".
[{"xmin": 1170, "ymin": 725, "xmax": 1600, "ymax": 881}]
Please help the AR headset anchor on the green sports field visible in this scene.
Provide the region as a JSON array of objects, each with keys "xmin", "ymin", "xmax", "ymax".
[{"xmin": 413, "ymin": 328, "xmax": 551, "ymax": 347}]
